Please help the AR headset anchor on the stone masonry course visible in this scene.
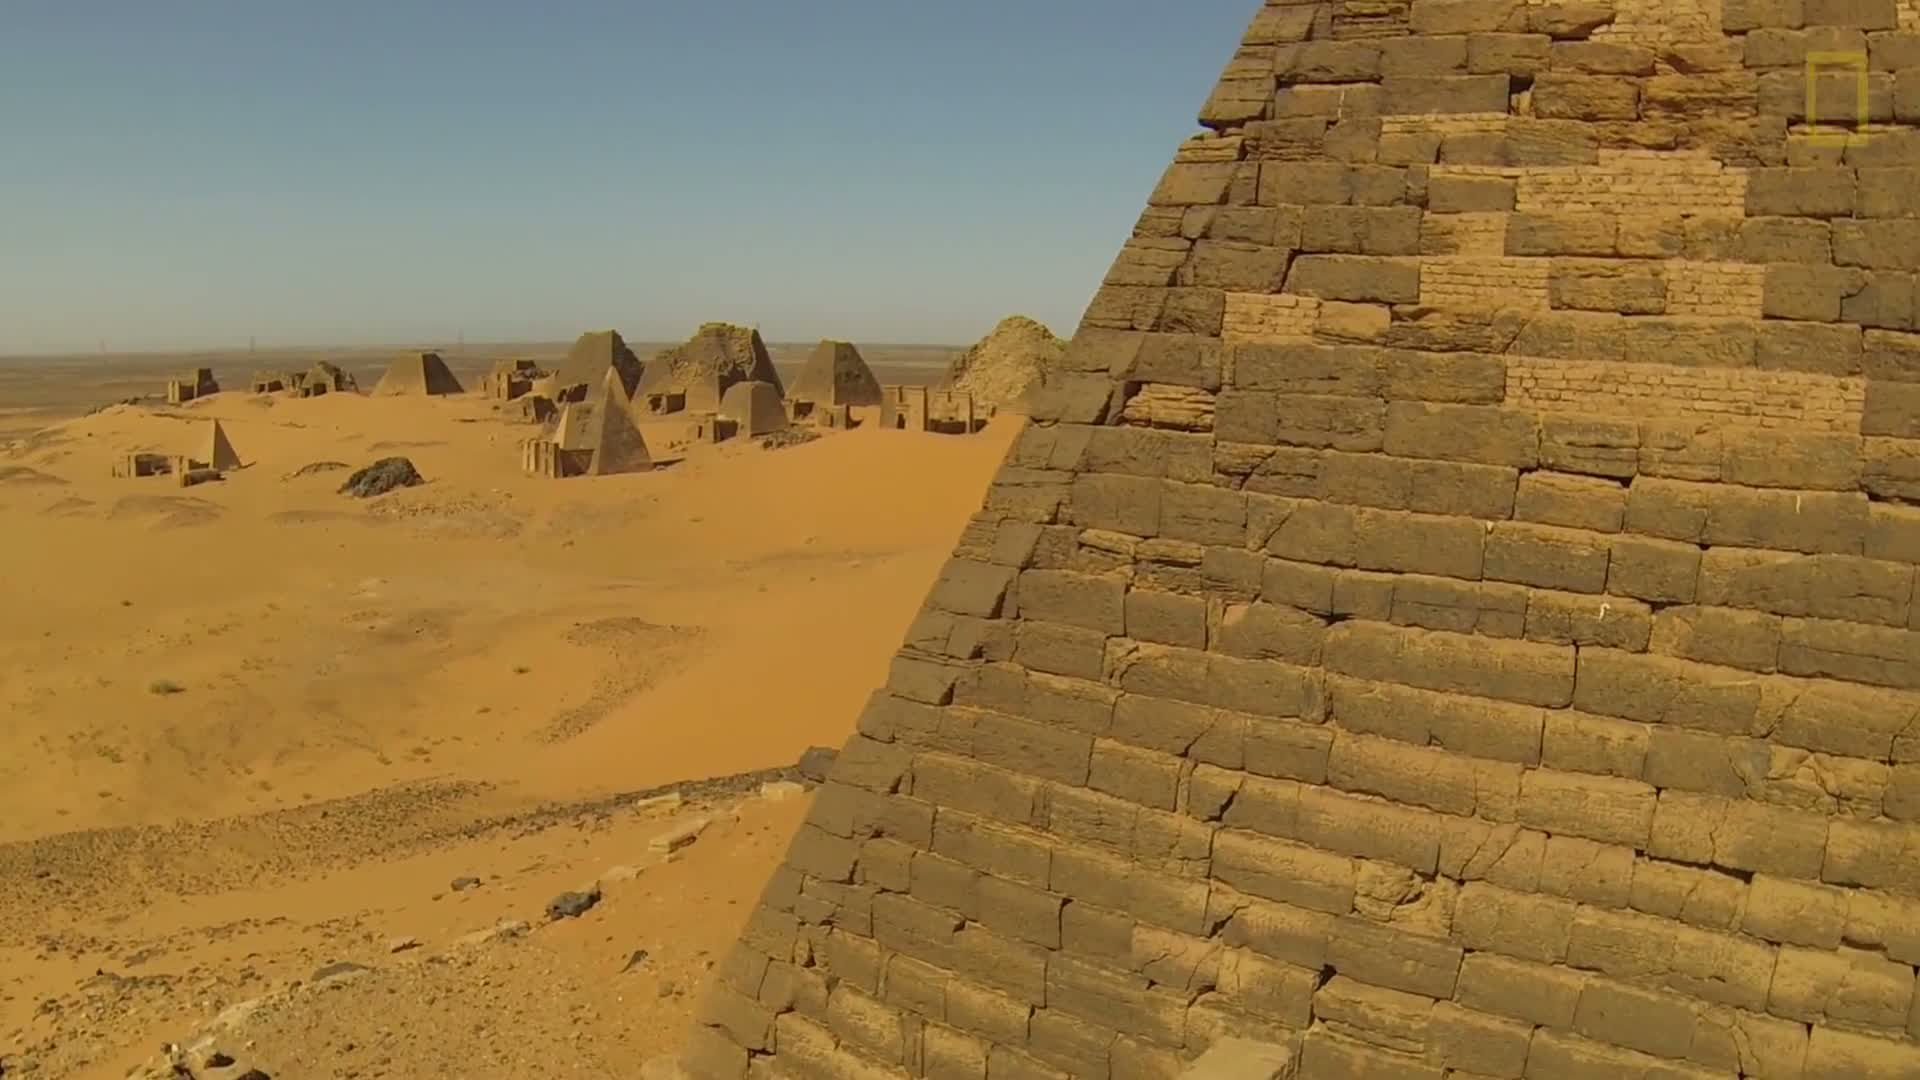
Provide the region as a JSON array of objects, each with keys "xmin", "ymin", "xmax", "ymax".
[{"xmin": 688, "ymin": 0, "xmax": 1920, "ymax": 1078}]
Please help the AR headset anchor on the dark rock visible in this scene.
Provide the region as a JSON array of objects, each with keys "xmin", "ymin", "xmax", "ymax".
[
  {"xmin": 546, "ymin": 886, "xmax": 601, "ymax": 921},
  {"xmin": 620, "ymin": 948, "xmax": 650, "ymax": 973},
  {"xmin": 206, "ymin": 1052, "xmax": 236, "ymax": 1067},
  {"xmin": 236, "ymin": 1071, "xmax": 272, "ymax": 1080},
  {"xmin": 337, "ymin": 457, "xmax": 423, "ymax": 498},
  {"xmin": 310, "ymin": 961, "xmax": 371, "ymax": 983},
  {"xmin": 797, "ymin": 746, "xmax": 838, "ymax": 783},
  {"xmin": 449, "ymin": 876, "xmax": 482, "ymax": 893}
]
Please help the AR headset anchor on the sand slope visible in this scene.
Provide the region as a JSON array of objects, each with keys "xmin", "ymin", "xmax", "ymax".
[{"xmin": 0, "ymin": 386, "xmax": 1014, "ymax": 1076}]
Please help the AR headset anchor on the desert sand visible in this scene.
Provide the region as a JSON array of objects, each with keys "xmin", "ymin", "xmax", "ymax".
[{"xmin": 0, "ymin": 362, "xmax": 1014, "ymax": 1078}]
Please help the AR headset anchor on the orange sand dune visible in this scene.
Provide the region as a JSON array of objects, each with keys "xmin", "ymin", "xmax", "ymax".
[{"xmin": 0, "ymin": 390, "xmax": 1014, "ymax": 842}]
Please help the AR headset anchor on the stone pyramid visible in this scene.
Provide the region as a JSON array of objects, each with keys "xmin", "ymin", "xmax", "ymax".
[
  {"xmin": 687, "ymin": 3, "xmax": 1920, "ymax": 1079},
  {"xmin": 371, "ymin": 352, "xmax": 463, "ymax": 396},
  {"xmin": 635, "ymin": 323, "xmax": 786, "ymax": 405},
  {"xmin": 788, "ymin": 340, "xmax": 884, "ymax": 409},
  {"xmin": 719, "ymin": 379, "xmax": 789, "ymax": 437},
  {"xmin": 559, "ymin": 329, "xmax": 645, "ymax": 400},
  {"xmin": 583, "ymin": 367, "xmax": 652, "ymax": 475},
  {"xmin": 196, "ymin": 419, "xmax": 241, "ymax": 471}
]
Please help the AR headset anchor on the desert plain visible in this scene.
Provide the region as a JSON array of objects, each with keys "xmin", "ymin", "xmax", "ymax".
[{"xmin": 0, "ymin": 339, "xmax": 1017, "ymax": 1078}]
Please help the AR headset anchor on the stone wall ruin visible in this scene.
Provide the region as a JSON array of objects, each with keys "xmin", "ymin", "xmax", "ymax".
[{"xmin": 687, "ymin": 0, "xmax": 1920, "ymax": 1078}]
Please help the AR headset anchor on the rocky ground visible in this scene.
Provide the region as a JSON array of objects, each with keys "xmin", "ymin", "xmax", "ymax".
[{"xmin": 0, "ymin": 758, "xmax": 828, "ymax": 1080}]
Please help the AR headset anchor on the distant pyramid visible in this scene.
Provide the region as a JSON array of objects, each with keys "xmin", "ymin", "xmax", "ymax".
[
  {"xmin": 551, "ymin": 401, "xmax": 596, "ymax": 451},
  {"xmin": 558, "ymin": 330, "xmax": 644, "ymax": 400},
  {"xmin": 582, "ymin": 368, "xmax": 652, "ymax": 475},
  {"xmin": 371, "ymin": 352, "xmax": 464, "ymax": 396},
  {"xmin": 634, "ymin": 323, "xmax": 784, "ymax": 407},
  {"xmin": 939, "ymin": 314, "xmax": 1066, "ymax": 411},
  {"xmin": 787, "ymin": 340, "xmax": 882, "ymax": 408},
  {"xmin": 196, "ymin": 419, "xmax": 241, "ymax": 471}
]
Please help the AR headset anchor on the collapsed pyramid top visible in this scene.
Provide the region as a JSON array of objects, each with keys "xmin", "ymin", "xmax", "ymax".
[
  {"xmin": 939, "ymin": 314, "xmax": 1065, "ymax": 412},
  {"xmin": 634, "ymin": 323, "xmax": 785, "ymax": 403},
  {"xmin": 689, "ymin": 2, "xmax": 1920, "ymax": 1080},
  {"xmin": 558, "ymin": 330, "xmax": 644, "ymax": 401},
  {"xmin": 370, "ymin": 352, "xmax": 463, "ymax": 396},
  {"xmin": 787, "ymin": 340, "xmax": 883, "ymax": 408}
]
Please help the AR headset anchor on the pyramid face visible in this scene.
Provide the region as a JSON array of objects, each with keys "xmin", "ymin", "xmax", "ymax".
[
  {"xmin": 372, "ymin": 352, "xmax": 463, "ymax": 396},
  {"xmin": 790, "ymin": 340, "xmax": 883, "ymax": 408},
  {"xmin": 198, "ymin": 420, "xmax": 240, "ymax": 471},
  {"xmin": 636, "ymin": 323, "xmax": 786, "ymax": 403},
  {"xmin": 583, "ymin": 369, "xmax": 652, "ymax": 475},
  {"xmin": 559, "ymin": 330, "xmax": 644, "ymax": 400},
  {"xmin": 688, "ymin": 5, "xmax": 1920, "ymax": 1080}
]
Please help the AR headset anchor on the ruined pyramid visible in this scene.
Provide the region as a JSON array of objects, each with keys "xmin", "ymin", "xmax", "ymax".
[
  {"xmin": 687, "ymin": 2, "xmax": 1920, "ymax": 1078},
  {"xmin": 195, "ymin": 419, "xmax": 241, "ymax": 471},
  {"xmin": 788, "ymin": 340, "xmax": 883, "ymax": 409},
  {"xmin": 635, "ymin": 323, "xmax": 786, "ymax": 408},
  {"xmin": 582, "ymin": 367, "xmax": 652, "ymax": 475},
  {"xmin": 939, "ymin": 314, "xmax": 1066, "ymax": 413},
  {"xmin": 371, "ymin": 352, "xmax": 463, "ymax": 396},
  {"xmin": 559, "ymin": 329, "xmax": 645, "ymax": 401}
]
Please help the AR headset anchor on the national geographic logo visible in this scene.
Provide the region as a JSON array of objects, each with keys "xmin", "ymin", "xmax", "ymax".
[{"xmin": 1805, "ymin": 51, "xmax": 1873, "ymax": 147}]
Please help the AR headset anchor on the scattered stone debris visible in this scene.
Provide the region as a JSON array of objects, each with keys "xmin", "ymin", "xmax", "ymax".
[
  {"xmin": 337, "ymin": 457, "xmax": 422, "ymax": 498},
  {"xmin": 545, "ymin": 886, "xmax": 602, "ymax": 921},
  {"xmin": 309, "ymin": 961, "xmax": 371, "ymax": 986},
  {"xmin": 757, "ymin": 427, "xmax": 819, "ymax": 451},
  {"xmin": 449, "ymin": 875, "xmax": 482, "ymax": 892},
  {"xmin": 600, "ymin": 864, "xmax": 642, "ymax": 884},
  {"xmin": 288, "ymin": 460, "xmax": 349, "ymax": 479},
  {"xmin": 454, "ymin": 920, "xmax": 530, "ymax": 948},
  {"xmin": 619, "ymin": 948, "xmax": 650, "ymax": 974},
  {"xmin": 796, "ymin": 746, "xmax": 837, "ymax": 783},
  {"xmin": 648, "ymin": 816, "xmax": 710, "ymax": 855},
  {"xmin": 759, "ymin": 781, "xmax": 805, "ymax": 802},
  {"xmin": 387, "ymin": 936, "xmax": 421, "ymax": 954},
  {"xmin": 634, "ymin": 791, "xmax": 684, "ymax": 815}
]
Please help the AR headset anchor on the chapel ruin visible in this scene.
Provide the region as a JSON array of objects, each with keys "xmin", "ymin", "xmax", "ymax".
[{"xmin": 685, "ymin": 1, "xmax": 1920, "ymax": 1078}]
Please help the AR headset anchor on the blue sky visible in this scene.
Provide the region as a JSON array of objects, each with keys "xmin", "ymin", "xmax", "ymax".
[{"xmin": 0, "ymin": 1, "xmax": 1255, "ymax": 354}]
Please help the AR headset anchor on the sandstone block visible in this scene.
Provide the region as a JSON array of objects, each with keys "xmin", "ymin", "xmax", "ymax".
[
  {"xmin": 1541, "ymin": 710, "xmax": 1649, "ymax": 779},
  {"xmin": 1285, "ymin": 254, "xmax": 1422, "ymax": 303},
  {"xmin": 1771, "ymin": 946, "xmax": 1916, "ymax": 1030},
  {"xmin": 1454, "ymin": 880, "xmax": 1578, "ymax": 963},
  {"xmin": 1518, "ymin": 768, "xmax": 1657, "ymax": 847},
  {"xmin": 1484, "ymin": 522, "xmax": 1611, "ymax": 592},
  {"xmin": 1649, "ymin": 605, "xmax": 1784, "ymax": 673},
  {"xmin": 1524, "ymin": 588, "xmax": 1653, "ymax": 651},
  {"xmin": 1803, "ymin": 1026, "xmax": 1920, "ymax": 1079},
  {"xmin": 1540, "ymin": 414, "xmax": 1639, "ymax": 479},
  {"xmin": 1383, "ymin": 401, "xmax": 1540, "ymax": 468},
  {"xmin": 1606, "ymin": 535, "xmax": 1700, "ymax": 604},
  {"xmin": 1455, "ymin": 952, "xmax": 1586, "ymax": 1027},
  {"xmin": 1325, "ymin": 621, "xmax": 1576, "ymax": 707}
]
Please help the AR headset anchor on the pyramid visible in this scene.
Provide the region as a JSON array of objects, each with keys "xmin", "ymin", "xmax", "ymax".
[
  {"xmin": 788, "ymin": 340, "xmax": 883, "ymax": 409},
  {"xmin": 370, "ymin": 352, "xmax": 463, "ymax": 396},
  {"xmin": 688, "ymin": 4, "xmax": 1920, "ymax": 1079},
  {"xmin": 939, "ymin": 314, "xmax": 1066, "ymax": 412},
  {"xmin": 558, "ymin": 330, "xmax": 644, "ymax": 400},
  {"xmin": 583, "ymin": 367, "xmax": 652, "ymax": 475},
  {"xmin": 634, "ymin": 322, "xmax": 785, "ymax": 406},
  {"xmin": 718, "ymin": 379, "xmax": 788, "ymax": 437},
  {"xmin": 551, "ymin": 401, "xmax": 595, "ymax": 451},
  {"xmin": 195, "ymin": 419, "xmax": 241, "ymax": 471}
]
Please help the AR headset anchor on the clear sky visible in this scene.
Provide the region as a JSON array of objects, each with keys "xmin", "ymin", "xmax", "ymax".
[{"xmin": 0, "ymin": 1, "xmax": 1255, "ymax": 355}]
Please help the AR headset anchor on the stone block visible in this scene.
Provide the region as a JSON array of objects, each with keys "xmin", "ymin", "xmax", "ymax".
[
  {"xmin": 1541, "ymin": 710, "xmax": 1649, "ymax": 779},
  {"xmin": 1325, "ymin": 621, "xmax": 1576, "ymax": 707},
  {"xmin": 1484, "ymin": 522, "xmax": 1611, "ymax": 592},
  {"xmin": 1455, "ymin": 952, "xmax": 1586, "ymax": 1027},
  {"xmin": 1284, "ymin": 254, "xmax": 1422, "ymax": 303},
  {"xmin": 1179, "ymin": 1038, "xmax": 1295, "ymax": 1080},
  {"xmin": 1327, "ymin": 916, "xmax": 1464, "ymax": 998}
]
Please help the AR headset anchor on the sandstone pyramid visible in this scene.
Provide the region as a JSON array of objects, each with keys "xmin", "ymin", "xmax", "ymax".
[
  {"xmin": 195, "ymin": 419, "xmax": 240, "ymax": 471},
  {"xmin": 370, "ymin": 352, "xmax": 463, "ymax": 396},
  {"xmin": 787, "ymin": 340, "xmax": 883, "ymax": 409},
  {"xmin": 582, "ymin": 368, "xmax": 652, "ymax": 475},
  {"xmin": 558, "ymin": 330, "xmax": 644, "ymax": 400},
  {"xmin": 688, "ymin": 2, "xmax": 1920, "ymax": 1078},
  {"xmin": 938, "ymin": 314, "xmax": 1066, "ymax": 412},
  {"xmin": 635, "ymin": 323, "xmax": 785, "ymax": 408}
]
